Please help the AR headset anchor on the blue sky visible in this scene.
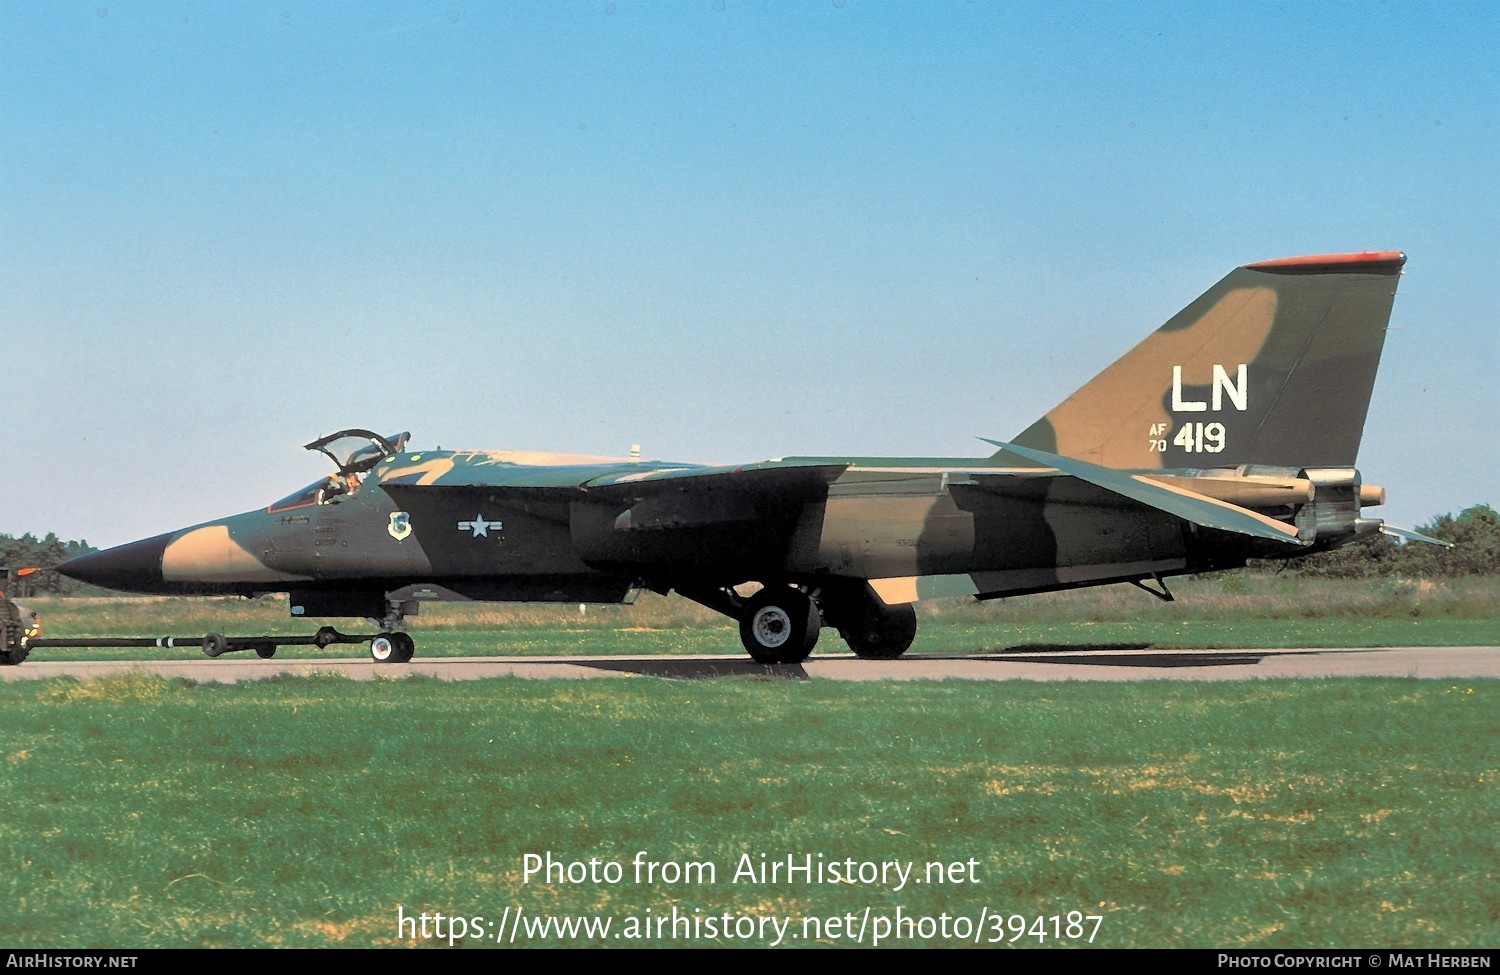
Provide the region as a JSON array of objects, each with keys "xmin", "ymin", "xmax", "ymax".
[{"xmin": 2, "ymin": 1, "xmax": 1496, "ymax": 546}]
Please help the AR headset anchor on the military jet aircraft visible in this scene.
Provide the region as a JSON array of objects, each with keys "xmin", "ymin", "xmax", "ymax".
[{"xmin": 18, "ymin": 250, "xmax": 1441, "ymax": 666}]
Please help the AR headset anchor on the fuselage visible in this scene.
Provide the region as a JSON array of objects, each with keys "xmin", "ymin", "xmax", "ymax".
[{"xmin": 59, "ymin": 448, "xmax": 1324, "ymax": 607}]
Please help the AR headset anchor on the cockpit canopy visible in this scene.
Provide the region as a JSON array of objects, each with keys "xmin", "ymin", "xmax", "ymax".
[
  {"xmin": 268, "ymin": 429, "xmax": 410, "ymax": 512},
  {"xmin": 305, "ymin": 429, "xmax": 410, "ymax": 475}
]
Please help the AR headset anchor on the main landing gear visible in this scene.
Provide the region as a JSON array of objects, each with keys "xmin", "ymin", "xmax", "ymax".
[
  {"xmin": 834, "ymin": 599, "xmax": 918, "ymax": 660},
  {"xmin": 739, "ymin": 586, "xmax": 821, "ymax": 665},
  {"xmin": 679, "ymin": 580, "xmax": 919, "ymax": 665}
]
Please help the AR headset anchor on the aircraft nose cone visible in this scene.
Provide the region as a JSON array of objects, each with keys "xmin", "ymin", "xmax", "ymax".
[{"xmin": 55, "ymin": 533, "xmax": 172, "ymax": 593}]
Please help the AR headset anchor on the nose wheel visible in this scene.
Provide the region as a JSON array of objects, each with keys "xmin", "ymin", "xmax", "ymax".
[
  {"xmin": 370, "ymin": 631, "xmax": 415, "ymax": 663},
  {"xmin": 367, "ymin": 598, "xmax": 417, "ymax": 663}
]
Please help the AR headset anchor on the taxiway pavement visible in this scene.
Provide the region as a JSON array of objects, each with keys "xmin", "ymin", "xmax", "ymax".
[{"xmin": 2, "ymin": 645, "xmax": 1496, "ymax": 683}]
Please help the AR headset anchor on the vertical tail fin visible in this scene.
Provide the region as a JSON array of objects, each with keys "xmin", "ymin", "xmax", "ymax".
[{"xmin": 1002, "ymin": 251, "xmax": 1405, "ymax": 470}]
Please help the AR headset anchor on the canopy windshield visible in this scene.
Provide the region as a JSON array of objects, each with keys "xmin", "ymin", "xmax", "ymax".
[{"xmin": 304, "ymin": 429, "xmax": 409, "ymax": 474}]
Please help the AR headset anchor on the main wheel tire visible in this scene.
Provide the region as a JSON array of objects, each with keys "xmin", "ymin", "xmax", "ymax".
[
  {"xmin": 202, "ymin": 633, "xmax": 229, "ymax": 658},
  {"xmin": 739, "ymin": 587, "xmax": 820, "ymax": 665},
  {"xmin": 371, "ymin": 632, "xmax": 415, "ymax": 664},
  {"xmin": 254, "ymin": 644, "xmax": 277, "ymax": 659},
  {"xmin": 841, "ymin": 602, "xmax": 918, "ymax": 659}
]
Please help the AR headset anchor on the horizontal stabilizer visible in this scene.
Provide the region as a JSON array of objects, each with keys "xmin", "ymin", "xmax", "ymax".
[
  {"xmin": 1379, "ymin": 525, "xmax": 1454, "ymax": 548},
  {"xmin": 980, "ymin": 439, "xmax": 1306, "ymax": 545}
]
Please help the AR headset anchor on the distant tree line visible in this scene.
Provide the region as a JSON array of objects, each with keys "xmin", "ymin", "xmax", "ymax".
[
  {"xmin": 1261, "ymin": 504, "xmax": 1499, "ymax": 578},
  {"xmin": 0, "ymin": 534, "xmax": 100, "ymax": 596}
]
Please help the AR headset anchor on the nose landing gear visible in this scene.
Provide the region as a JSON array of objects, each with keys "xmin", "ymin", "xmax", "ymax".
[
  {"xmin": 369, "ymin": 631, "xmax": 415, "ymax": 664},
  {"xmin": 367, "ymin": 600, "xmax": 417, "ymax": 663}
]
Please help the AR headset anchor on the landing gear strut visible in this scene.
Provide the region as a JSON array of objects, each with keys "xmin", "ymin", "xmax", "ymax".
[{"xmin": 677, "ymin": 579, "xmax": 919, "ymax": 664}]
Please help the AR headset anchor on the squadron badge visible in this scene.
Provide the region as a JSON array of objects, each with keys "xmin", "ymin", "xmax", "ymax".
[{"xmin": 388, "ymin": 511, "xmax": 413, "ymax": 541}]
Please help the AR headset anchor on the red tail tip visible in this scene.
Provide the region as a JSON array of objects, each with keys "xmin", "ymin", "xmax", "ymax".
[{"xmin": 1242, "ymin": 251, "xmax": 1406, "ymax": 274}]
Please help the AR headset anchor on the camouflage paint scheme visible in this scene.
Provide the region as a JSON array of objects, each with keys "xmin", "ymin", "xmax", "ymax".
[{"xmin": 50, "ymin": 252, "xmax": 1417, "ymax": 664}]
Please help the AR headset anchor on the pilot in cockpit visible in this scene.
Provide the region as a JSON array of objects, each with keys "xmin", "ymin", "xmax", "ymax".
[{"xmin": 320, "ymin": 471, "xmax": 361, "ymax": 503}]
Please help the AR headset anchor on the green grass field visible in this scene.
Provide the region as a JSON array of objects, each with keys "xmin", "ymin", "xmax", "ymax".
[
  {"xmin": 0, "ymin": 677, "xmax": 1493, "ymax": 948},
  {"xmin": 3, "ymin": 576, "xmax": 1495, "ymax": 948}
]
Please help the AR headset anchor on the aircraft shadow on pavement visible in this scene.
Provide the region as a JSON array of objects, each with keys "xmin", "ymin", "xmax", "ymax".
[
  {"xmin": 567, "ymin": 645, "xmax": 1272, "ymax": 677},
  {"xmin": 576, "ymin": 659, "xmax": 812, "ymax": 680},
  {"xmin": 994, "ymin": 642, "xmax": 1154, "ymax": 653},
  {"xmin": 972, "ymin": 646, "xmax": 1270, "ymax": 668}
]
